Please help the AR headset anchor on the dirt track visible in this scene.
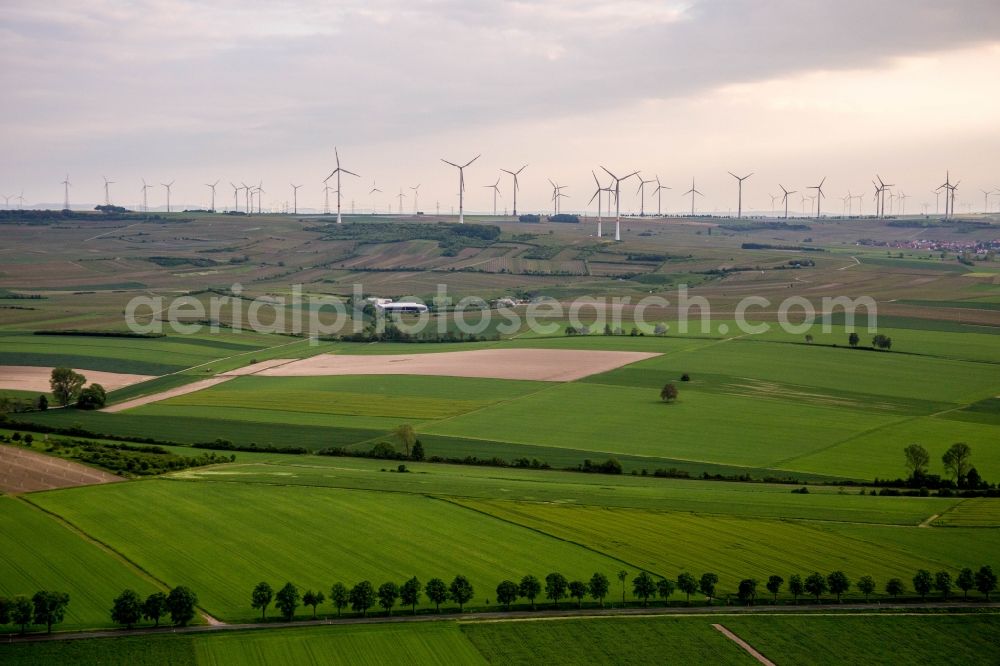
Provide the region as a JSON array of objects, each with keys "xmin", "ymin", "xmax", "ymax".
[
  {"xmin": 254, "ymin": 348, "xmax": 660, "ymax": 382},
  {"xmin": 0, "ymin": 366, "xmax": 153, "ymax": 393},
  {"xmin": 0, "ymin": 445, "xmax": 122, "ymax": 493}
]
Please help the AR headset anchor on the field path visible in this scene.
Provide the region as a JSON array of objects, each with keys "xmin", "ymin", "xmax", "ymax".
[
  {"xmin": 0, "ymin": 445, "xmax": 123, "ymax": 493},
  {"xmin": 712, "ymin": 623, "xmax": 776, "ymax": 665}
]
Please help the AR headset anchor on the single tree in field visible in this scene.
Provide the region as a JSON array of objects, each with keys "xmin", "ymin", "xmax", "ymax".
[
  {"xmin": 857, "ymin": 576, "xmax": 876, "ymax": 602},
  {"xmin": 49, "ymin": 367, "xmax": 86, "ymax": 406},
  {"xmin": 660, "ymin": 383, "xmax": 679, "ymax": 403},
  {"xmin": 400, "ymin": 577, "xmax": 422, "ymax": 615},
  {"xmin": 617, "ymin": 570, "xmax": 629, "ymax": 606},
  {"xmin": 913, "ymin": 570, "xmax": 933, "ymax": 601},
  {"xmin": 737, "ymin": 579, "xmax": 758, "ymax": 606},
  {"xmin": 827, "ymin": 571, "xmax": 850, "ymax": 603},
  {"xmin": 329, "ymin": 583, "xmax": 348, "ymax": 617},
  {"xmin": 496, "ymin": 580, "xmax": 519, "ymax": 610},
  {"xmin": 519, "ymin": 575, "xmax": 541, "ymax": 610},
  {"xmin": 411, "ymin": 441, "xmax": 425, "ymax": 461},
  {"xmin": 111, "ymin": 589, "xmax": 142, "ymax": 629},
  {"xmin": 37, "ymin": 394, "xmax": 48, "ymax": 411},
  {"xmin": 303, "ymin": 590, "xmax": 324, "ymax": 619},
  {"xmin": 885, "ymin": 578, "xmax": 905, "ymax": 599},
  {"xmin": 788, "ymin": 574, "xmax": 804, "ymax": 604},
  {"xmin": 142, "ymin": 592, "xmax": 167, "ymax": 627},
  {"xmin": 275, "ymin": 582, "xmax": 300, "ymax": 621},
  {"xmin": 766, "ymin": 575, "xmax": 784, "ymax": 603},
  {"xmin": 933, "ymin": 571, "xmax": 952, "ymax": 600},
  {"xmin": 942, "ymin": 443, "xmax": 973, "ymax": 486},
  {"xmin": 166, "ymin": 587, "xmax": 197, "ymax": 626},
  {"xmin": 903, "ymin": 444, "xmax": 930, "ymax": 480},
  {"xmin": 449, "ymin": 575, "xmax": 474, "ymax": 612},
  {"xmin": 545, "ymin": 573, "xmax": 568, "ymax": 608},
  {"xmin": 76, "ymin": 383, "xmax": 107, "ymax": 409},
  {"xmin": 393, "ymin": 424, "xmax": 417, "ymax": 458},
  {"xmin": 251, "ymin": 582, "xmax": 273, "ymax": 621},
  {"xmin": 956, "ymin": 568, "xmax": 975, "ymax": 600},
  {"xmin": 976, "ymin": 565, "xmax": 998, "ymax": 601},
  {"xmin": 632, "ymin": 572, "xmax": 656, "ymax": 607},
  {"xmin": 677, "ymin": 572, "xmax": 698, "ymax": 604},
  {"xmin": 699, "ymin": 573, "xmax": 719, "ymax": 604},
  {"xmin": 425, "ymin": 578, "xmax": 448, "ymax": 613},
  {"xmin": 568, "ymin": 580, "xmax": 588, "ymax": 608},
  {"xmin": 12, "ymin": 596, "xmax": 33, "ymax": 634},
  {"xmin": 377, "ymin": 582, "xmax": 399, "ymax": 616},
  {"xmin": 589, "ymin": 573, "xmax": 610, "ymax": 608},
  {"xmin": 350, "ymin": 581, "xmax": 375, "ymax": 617},
  {"xmin": 32, "ymin": 591, "xmax": 70, "ymax": 633},
  {"xmin": 848, "ymin": 332, "xmax": 860, "ymax": 347},
  {"xmin": 804, "ymin": 573, "xmax": 827, "ymax": 602},
  {"xmin": 656, "ymin": 578, "xmax": 676, "ymax": 605}
]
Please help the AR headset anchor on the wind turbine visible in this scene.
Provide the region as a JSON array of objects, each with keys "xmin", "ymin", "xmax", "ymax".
[
  {"xmin": 980, "ymin": 188, "xmax": 992, "ymax": 214},
  {"xmin": 62, "ymin": 174, "xmax": 71, "ymax": 210},
  {"xmin": 102, "ymin": 176, "xmax": 115, "ymax": 206},
  {"xmin": 779, "ymin": 184, "xmax": 796, "ymax": 219},
  {"xmin": 500, "ymin": 165, "xmax": 527, "ymax": 216},
  {"xmin": 601, "ymin": 166, "xmax": 639, "ymax": 241},
  {"xmin": 807, "ymin": 178, "xmax": 826, "ymax": 219},
  {"xmin": 854, "ymin": 192, "xmax": 864, "ymax": 216},
  {"xmin": 652, "ymin": 177, "xmax": 670, "ymax": 216},
  {"xmin": 2, "ymin": 194, "xmax": 11, "ymax": 208},
  {"xmin": 635, "ymin": 177, "xmax": 655, "ymax": 216},
  {"xmin": 290, "ymin": 183, "xmax": 302, "ymax": 215},
  {"xmin": 441, "ymin": 154, "xmax": 480, "ymax": 224},
  {"xmin": 322, "ymin": 185, "xmax": 335, "ymax": 215},
  {"xmin": 396, "ymin": 187, "xmax": 407, "ymax": 214},
  {"xmin": 409, "ymin": 184, "xmax": 420, "ymax": 214},
  {"xmin": 141, "ymin": 179, "xmax": 154, "ymax": 212},
  {"xmin": 229, "ymin": 182, "xmax": 240, "ymax": 213},
  {"xmin": 898, "ymin": 191, "xmax": 909, "ymax": 215},
  {"xmin": 483, "ymin": 177, "xmax": 501, "ymax": 216},
  {"xmin": 16, "ymin": 190, "xmax": 25, "ymax": 210},
  {"xmin": 255, "ymin": 182, "xmax": 265, "ymax": 214},
  {"xmin": 548, "ymin": 179, "xmax": 567, "ymax": 216},
  {"xmin": 588, "ymin": 171, "xmax": 605, "ymax": 237},
  {"xmin": 323, "ymin": 147, "xmax": 360, "ymax": 224},
  {"xmin": 728, "ymin": 172, "xmax": 753, "ymax": 218},
  {"xmin": 161, "ymin": 180, "xmax": 174, "ymax": 212},
  {"xmin": 205, "ymin": 180, "xmax": 219, "ymax": 212},
  {"xmin": 950, "ymin": 180, "xmax": 960, "ymax": 216},
  {"xmin": 768, "ymin": 192, "xmax": 779, "ymax": 216},
  {"xmin": 368, "ymin": 180, "xmax": 382, "ymax": 214},
  {"xmin": 682, "ymin": 177, "xmax": 703, "ymax": 217},
  {"xmin": 241, "ymin": 182, "xmax": 252, "ymax": 215}
]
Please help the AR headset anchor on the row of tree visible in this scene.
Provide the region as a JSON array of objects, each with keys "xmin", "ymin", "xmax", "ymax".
[
  {"xmin": 110, "ymin": 586, "xmax": 199, "ymax": 630},
  {"xmin": 0, "ymin": 591, "xmax": 70, "ymax": 634}
]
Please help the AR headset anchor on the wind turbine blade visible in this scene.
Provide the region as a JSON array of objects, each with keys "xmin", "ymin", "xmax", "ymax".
[
  {"xmin": 462, "ymin": 155, "xmax": 481, "ymax": 168},
  {"xmin": 600, "ymin": 166, "xmax": 616, "ymax": 179},
  {"xmin": 442, "ymin": 159, "xmax": 459, "ymax": 168}
]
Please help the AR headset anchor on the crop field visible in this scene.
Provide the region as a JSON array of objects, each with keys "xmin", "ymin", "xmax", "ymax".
[
  {"xmin": 453, "ymin": 499, "xmax": 996, "ymax": 599},
  {"xmin": 26, "ymin": 480, "xmax": 626, "ymax": 622},
  {"xmin": 0, "ymin": 497, "xmax": 159, "ymax": 631},
  {"xmin": 721, "ymin": 615, "xmax": 1000, "ymax": 665}
]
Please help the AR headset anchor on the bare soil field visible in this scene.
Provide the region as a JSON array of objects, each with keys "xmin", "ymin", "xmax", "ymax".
[
  {"xmin": 0, "ymin": 445, "xmax": 123, "ymax": 493},
  {"xmin": 253, "ymin": 348, "xmax": 660, "ymax": 381},
  {"xmin": 0, "ymin": 366, "xmax": 154, "ymax": 393}
]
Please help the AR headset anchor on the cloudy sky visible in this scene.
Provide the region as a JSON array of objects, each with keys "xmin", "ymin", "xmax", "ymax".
[{"xmin": 2, "ymin": 1, "xmax": 999, "ymax": 214}]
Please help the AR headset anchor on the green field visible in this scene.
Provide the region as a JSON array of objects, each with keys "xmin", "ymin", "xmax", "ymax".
[
  {"xmin": 0, "ymin": 497, "xmax": 160, "ymax": 632},
  {"xmin": 26, "ymin": 480, "xmax": 626, "ymax": 622}
]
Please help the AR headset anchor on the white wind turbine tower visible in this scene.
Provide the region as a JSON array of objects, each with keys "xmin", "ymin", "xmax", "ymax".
[
  {"xmin": 728, "ymin": 172, "xmax": 753, "ymax": 219},
  {"xmin": 141, "ymin": 179, "xmax": 154, "ymax": 212},
  {"xmin": 229, "ymin": 183, "xmax": 240, "ymax": 213},
  {"xmin": 241, "ymin": 182, "xmax": 252, "ymax": 215},
  {"xmin": 409, "ymin": 184, "xmax": 420, "ymax": 214},
  {"xmin": 255, "ymin": 182, "xmax": 265, "ymax": 214},
  {"xmin": 635, "ymin": 177, "xmax": 655, "ymax": 216},
  {"xmin": 650, "ymin": 177, "xmax": 670, "ymax": 217},
  {"xmin": 548, "ymin": 179, "xmax": 568, "ymax": 216},
  {"xmin": 441, "ymin": 154, "xmax": 480, "ymax": 224},
  {"xmin": 601, "ymin": 166, "xmax": 639, "ymax": 241},
  {"xmin": 768, "ymin": 192, "xmax": 779, "ymax": 216},
  {"xmin": 290, "ymin": 184, "xmax": 302, "ymax": 215},
  {"xmin": 322, "ymin": 185, "xmax": 335, "ymax": 215},
  {"xmin": 779, "ymin": 184, "xmax": 796, "ymax": 219},
  {"xmin": 396, "ymin": 187, "xmax": 407, "ymax": 214},
  {"xmin": 323, "ymin": 147, "xmax": 360, "ymax": 224},
  {"xmin": 205, "ymin": 180, "xmax": 219, "ymax": 212},
  {"xmin": 102, "ymin": 176, "xmax": 115, "ymax": 206},
  {"xmin": 808, "ymin": 177, "xmax": 826, "ymax": 219},
  {"xmin": 682, "ymin": 177, "xmax": 703, "ymax": 217},
  {"xmin": 62, "ymin": 174, "xmax": 71, "ymax": 210},
  {"xmin": 854, "ymin": 192, "xmax": 864, "ymax": 216},
  {"xmin": 17, "ymin": 190, "xmax": 25, "ymax": 209},
  {"xmin": 484, "ymin": 176, "xmax": 501, "ymax": 216},
  {"xmin": 2, "ymin": 194, "xmax": 11, "ymax": 208},
  {"xmin": 162, "ymin": 180, "xmax": 175, "ymax": 212},
  {"xmin": 500, "ymin": 165, "xmax": 527, "ymax": 216}
]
